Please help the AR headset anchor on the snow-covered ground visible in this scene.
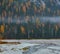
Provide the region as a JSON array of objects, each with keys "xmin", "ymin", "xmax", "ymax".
[{"xmin": 0, "ymin": 39, "xmax": 60, "ymax": 54}]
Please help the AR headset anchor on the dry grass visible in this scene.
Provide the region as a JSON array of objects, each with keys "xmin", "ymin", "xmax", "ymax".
[{"xmin": 0, "ymin": 41, "xmax": 21, "ymax": 44}]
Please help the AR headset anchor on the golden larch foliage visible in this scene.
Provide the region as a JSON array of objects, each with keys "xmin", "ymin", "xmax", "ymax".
[
  {"xmin": 42, "ymin": 23, "xmax": 45, "ymax": 27},
  {"xmin": 20, "ymin": 26, "xmax": 25, "ymax": 34},
  {"xmin": 36, "ymin": 18, "xmax": 40, "ymax": 25},
  {"xmin": 22, "ymin": 5, "xmax": 26, "ymax": 13},
  {"xmin": 34, "ymin": 6, "xmax": 37, "ymax": 12},
  {"xmin": 55, "ymin": 25, "xmax": 58, "ymax": 31},
  {"xmin": 9, "ymin": 0, "xmax": 13, "ymax": 3},
  {"xmin": 27, "ymin": 1, "xmax": 31, "ymax": 6},
  {"xmin": 25, "ymin": 16, "xmax": 29, "ymax": 22},
  {"xmin": 0, "ymin": 25, "xmax": 5, "ymax": 33}
]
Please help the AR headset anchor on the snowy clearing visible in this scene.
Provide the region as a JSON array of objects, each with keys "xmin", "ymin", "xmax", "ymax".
[{"xmin": 0, "ymin": 39, "xmax": 60, "ymax": 54}]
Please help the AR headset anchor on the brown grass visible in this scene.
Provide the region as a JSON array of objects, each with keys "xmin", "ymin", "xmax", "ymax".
[{"xmin": 0, "ymin": 41, "xmax": 21, "ymax": 44}]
